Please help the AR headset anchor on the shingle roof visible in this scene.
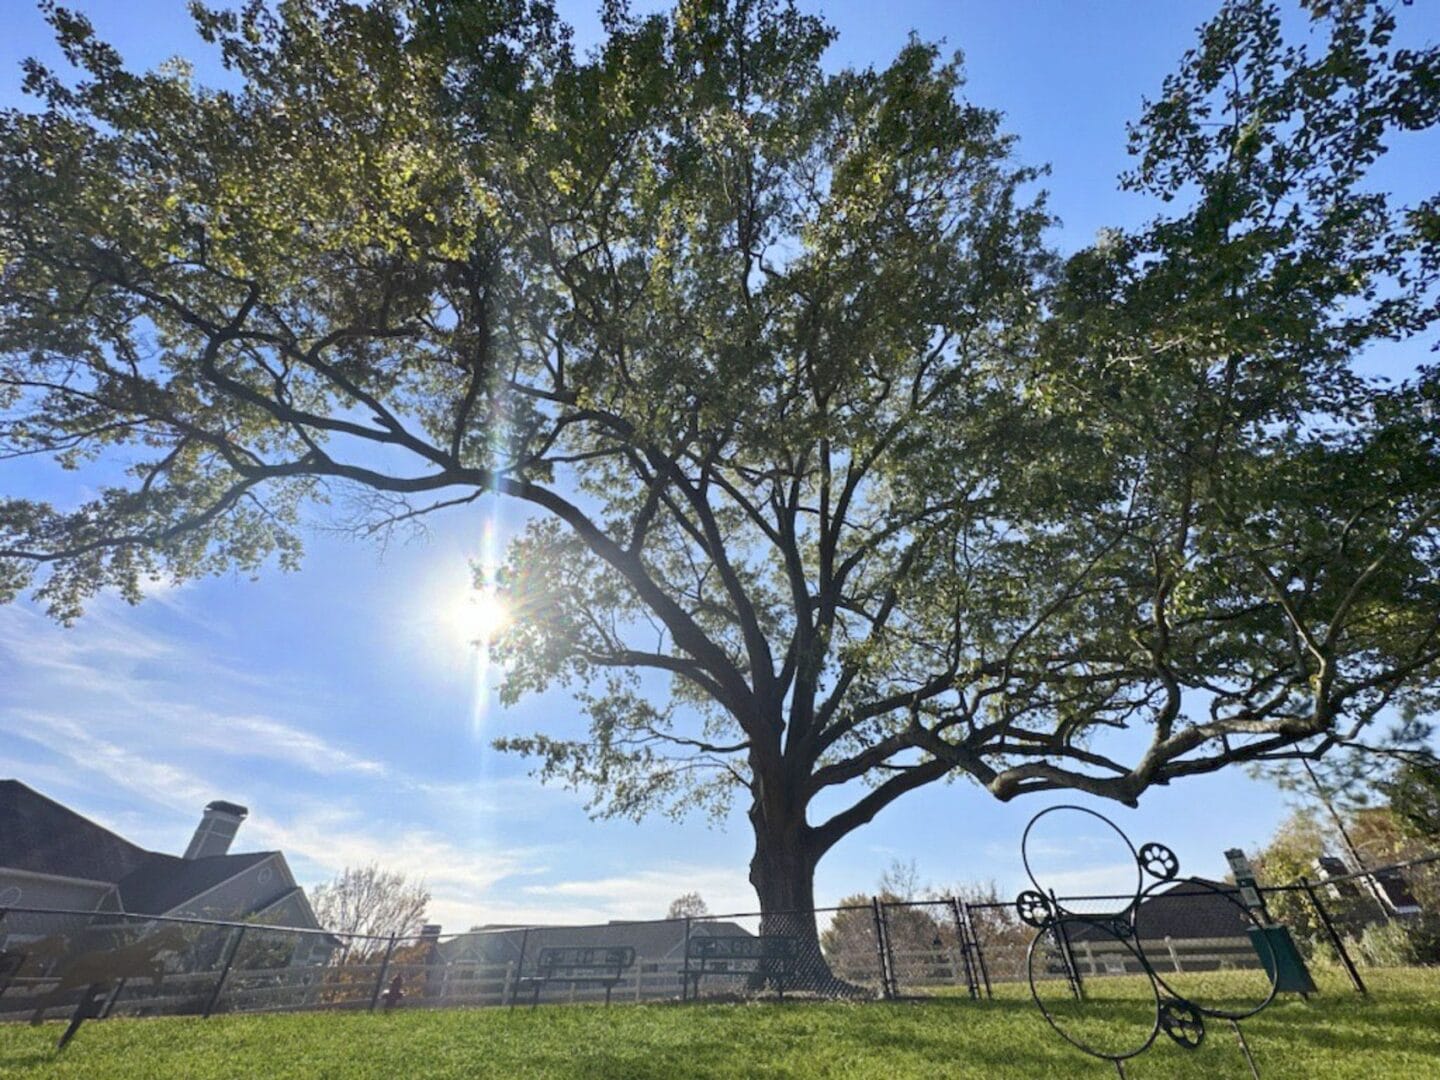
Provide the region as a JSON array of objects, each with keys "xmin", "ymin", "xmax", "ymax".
[
  {"xmin": 0, "ymin": 779, "xmax": 150, "ymax": 884},
  {"xmin": 117, "ymin": 851, "xmax": 276, "ymax": 916},
  {"xmin": 441, "ymin": 919, "xmax": 755, "ymax": 965},
  {"xmin": 1067, "ymin": 878, "xmax": 1253, "ymax": 942},
  {"xmin": 1, "ymin": 779, "xmax": 284, "ymax": 918}
]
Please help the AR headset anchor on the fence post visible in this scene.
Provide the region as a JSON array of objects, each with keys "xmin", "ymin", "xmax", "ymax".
[
  {"xmin": 0, "ymin": 907, "xmax": 11, "ymax": 1001},
  {"xmin": 870, "ymin": 898, "xmax": 894, "ymax": 1000},
  {"xmin": 1299, "ymin": 876, "xmax": 1367, "ymax": 996},
  {"xmin": 510, "ymin": 928, "xmax": 530, "ymax": 1011},
  {"xmin": 203, "ymin": 925, "xmax": 247, "ymax": 1019},
  {"xmin": 369, "ymin": 935, "xmax": 399, "ymax": 1012},
  {"xmin": 1164, "ymin": 935, "xmax": 1182, "ymax": 974},
  {"xmin": 947, "ymin": 898, "xmax": 977, "ymax": 999},
  {"xmin": 99, "ymin": 977, "xmax": 128, "ymax": 1019},
  {"xmin": 1049, "ymin": 890, "xmax": 1083, "ymax": 1001},
  {"xmin": 682, "ymin": 917, "xmax": 692, "ymax": 1002},
  {"xmin": 501, "ymin": 960, "xmax": 515, "ymax": 1007}
]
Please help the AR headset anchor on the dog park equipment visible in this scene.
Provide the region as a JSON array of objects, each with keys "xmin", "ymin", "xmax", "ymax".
[
  {"xmin": 1014, "ymin": 805, "xmax": 1292, "ymax": 1079},
  {"xmin": 6, "ymin": 924, "xmax": 191, "ymax": 1050}
]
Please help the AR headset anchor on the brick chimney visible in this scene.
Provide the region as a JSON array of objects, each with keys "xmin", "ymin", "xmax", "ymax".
[{"xmin": 183, "ymin": 800, "xmax": 249, "ymax": 859}]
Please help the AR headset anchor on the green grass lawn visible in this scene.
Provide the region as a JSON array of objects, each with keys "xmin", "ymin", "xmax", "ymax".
[{"xmin": 2, "ymin": 969, "xmax": 1437, "ymax": 1078}]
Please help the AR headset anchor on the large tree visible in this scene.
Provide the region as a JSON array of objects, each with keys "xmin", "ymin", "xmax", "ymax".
[{"xmin": 2, "ymin": 0, "xmax": 1438, "ymax": 965}]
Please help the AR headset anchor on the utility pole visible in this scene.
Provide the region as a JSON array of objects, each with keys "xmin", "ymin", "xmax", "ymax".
[{"xmin": 1301, "ymin": 757, "xmax": 1391, "ymax": 923}]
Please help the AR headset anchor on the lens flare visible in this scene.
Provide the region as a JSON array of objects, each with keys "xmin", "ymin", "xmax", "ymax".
[
  {"xmin": 461, "ymin": 515, "xmax": 506, "ymax": 736},
  {"xmin": 447, "ymin": 588, "xmax": 510, "ymax": 645}
]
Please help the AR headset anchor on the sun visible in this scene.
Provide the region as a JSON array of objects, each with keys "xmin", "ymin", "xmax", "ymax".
[{"xmin": 446, "ymin": 587, "xmax": 510, "ymax": 645}]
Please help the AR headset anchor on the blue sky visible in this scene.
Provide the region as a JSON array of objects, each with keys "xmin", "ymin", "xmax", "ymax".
[{"xmin": 1, "ymin": 1, "xmax": 1435, "ymax": 933}]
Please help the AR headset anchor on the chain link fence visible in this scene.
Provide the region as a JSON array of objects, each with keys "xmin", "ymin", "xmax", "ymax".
[{"xmin": 3, "ymin": 850, "xmax": 1435, "ymax": 1030}]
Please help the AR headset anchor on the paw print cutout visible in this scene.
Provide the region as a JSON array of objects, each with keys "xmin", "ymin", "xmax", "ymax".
[
  {"xmin": 1159, "ymin": 997, "xmax": 1205, "ymax": 1050},
  {"xmin": 1016, "ymin": 890, "xmax": 1052, "ymax": 928},
  {"xmin": 1138, "ymin": 842, "xmax": 1180, "ymax": 880}
]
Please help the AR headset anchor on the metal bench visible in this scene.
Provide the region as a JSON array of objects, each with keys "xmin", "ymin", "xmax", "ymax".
[
  {"xmin": 684, "ymin": 934, "xmax": 798, "ymax": 1000},
  {"xmin": 524, "ymin": 946, "xmax": 635, "ymax": 1007}
]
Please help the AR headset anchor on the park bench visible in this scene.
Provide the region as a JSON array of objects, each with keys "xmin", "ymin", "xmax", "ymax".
[
  {"xmin": 684, "ymin": 934, "xmax": 799, "ymax": 1001},
  {"xmin": 523, "ymin": 946, "xmax": 635, "ymax": 1007}
]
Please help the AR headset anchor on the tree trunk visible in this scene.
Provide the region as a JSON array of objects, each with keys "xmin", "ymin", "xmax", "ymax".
[{"xmin": 747, "ymin": 801, "xmax": 872, "ymax": 997}]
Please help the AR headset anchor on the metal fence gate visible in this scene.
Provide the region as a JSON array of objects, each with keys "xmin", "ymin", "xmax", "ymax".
[{"xmin": 876, "ymin": 899, "xmax": 984, "ymax": 999}]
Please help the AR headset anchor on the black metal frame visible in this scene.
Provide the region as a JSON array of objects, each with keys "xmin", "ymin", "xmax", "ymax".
[
  {"xmin": 1027, "ymin": 915, "xmax": 1161, "ymax": 1063},
  {"xmin": 1298, "ymin": 877, "xmax": 1367, "ymax": 995},
  {"xmin": 1132, "ymin": 877, "xmax": 1278, "ymax": 1021},
  {"xmin": 1015, "ymin": 805, "xmax": 1284, "ymax": 1077},
  {"xmin": 525, "ymin": 946, "xmax": 636, "ymax": 1008},
  {"xmin": 684, "ymin": 934, "xmax": 798, "ymax": 1001}
]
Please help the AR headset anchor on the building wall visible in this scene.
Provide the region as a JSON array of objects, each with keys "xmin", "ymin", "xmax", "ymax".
[
  {"xmin": 166, "ymin": 856, "xmax": 290, "ymax": 922},
  {"xmin": 255, "ymin": 889, "xmax": 324, "ymax": 932},
  {"xmin": 255, "ymin": 890, "xmax": 333, "ymax": 966},
  {"xmin": 0, "ymin": 869, "xmax": 111, "ymax": 943}
]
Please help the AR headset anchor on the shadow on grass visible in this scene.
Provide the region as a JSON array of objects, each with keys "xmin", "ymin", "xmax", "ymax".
[
  {"xmin": 0, "ymin": 1049, "xmax": 56, "ymax": 1071},
  {"xmin": 2, "ymin": 971, "xmax": 1436, "ymax": 1079}
]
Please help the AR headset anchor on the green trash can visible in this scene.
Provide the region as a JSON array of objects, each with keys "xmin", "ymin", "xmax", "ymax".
[{"xmin": 1248, "ymin": 925, "xmax": 1317, "ymax": 993}]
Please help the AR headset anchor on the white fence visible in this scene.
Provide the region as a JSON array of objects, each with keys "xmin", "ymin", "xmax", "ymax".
[{"xmin": 0, "ymin": 957, "xmax": 717, "ymax": 1022}]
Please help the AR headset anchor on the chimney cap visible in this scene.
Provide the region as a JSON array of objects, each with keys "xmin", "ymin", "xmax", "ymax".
[{"xmin": 205, "ymin": 800, "xmax": 249, "ymax": 819}]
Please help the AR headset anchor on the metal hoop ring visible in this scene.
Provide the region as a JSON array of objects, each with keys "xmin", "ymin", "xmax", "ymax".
[
  {"xmin": 1131, "ymin": 877, "xmax": 1279, "ymax": 1020},
  {"xmin": 1021, "ymin": 805, "xmax": 1144, "ymax": 918},
  {"xmin": 1025, "ymin": 918, "xmax": 1162, "ymax": 1062}
]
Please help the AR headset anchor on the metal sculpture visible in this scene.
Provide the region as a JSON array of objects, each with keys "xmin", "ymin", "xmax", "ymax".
[
  {"xmin": 28, "ymin": 926, "xmax": 190, "ymax": 1050},
  {"xmin": 1015, "ymin": 805, "xmax": 1278, "ymax": 1079}
]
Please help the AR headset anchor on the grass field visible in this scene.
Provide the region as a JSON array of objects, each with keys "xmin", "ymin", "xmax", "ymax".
[{"xmin": 1, "ymin": 968, "xmax": 1437, "ymax": 1078}]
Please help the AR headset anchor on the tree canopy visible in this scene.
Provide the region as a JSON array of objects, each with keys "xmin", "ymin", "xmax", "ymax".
[
  {"xmin": 666, "ymin": 891, "xmax": 710, "ymax": 919},
  {"xmin": 1, "ymin": 0, "xmax": 1438, "ymax": 924},
  {"xmin": 310, "ymin": 863, "xmax": 431, "ymax": 950},
  {"xmin": 1382, "ymin": 761, "xmax": 1440, "ymax": 842}
]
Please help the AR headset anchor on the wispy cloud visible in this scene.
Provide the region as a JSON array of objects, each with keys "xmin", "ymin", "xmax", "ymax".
[
  {"xmin": 183, "ymin": 713, "xmax": 388, "ymax": 777},
  {"xmin": 243, "ymin": 801, "xmax": 542, "ymax": 929},
  {"xmin": 0, "ymin": 598, "xmax": 601, "ymax": 931},
  {"xmin": 0, "ymin": 705, "xmax": 548, "ymax": 931},
  {"xmin": 522, "ymin": 865, "xmax": 756, "ymax": 921},
  {"xmin": 0, "ymin": 604, "xmax": 387, "ymax": 780},
  {"xmin": 0, "ymin": 584, "xmax": 757, "ymax": 933},
  {"xmin": 2, "ymin": 711, "xmax": 215, "ymax": 815}
]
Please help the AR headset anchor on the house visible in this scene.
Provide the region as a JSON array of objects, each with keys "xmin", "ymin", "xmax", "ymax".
[
  {"xmin": 438, "ymin": 918, "xmax": 756, "ymax": 976},
  {"xmin": 1123, "ymin": 878, "xmax": 1256, "ymax": 941},
  {"xmin": 1312, "ymin": 854, "xmax": 1422, "ymax": 916},
  {"xmin": 0, "ymin": 780, "xmax": 327, "ymax": 949},
  {"xmin": 1314, "ymin": 856, "xmax": 1364, "ymax": 902},
  {"xmin": 1062, "ymin": 878, "xmax": 1258, "ymax": 975}
]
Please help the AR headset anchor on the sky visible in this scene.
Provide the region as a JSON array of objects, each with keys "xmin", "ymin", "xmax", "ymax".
[{"xmin": 1, "ymin": 0, "xmax": 1436, "ymax": 934}]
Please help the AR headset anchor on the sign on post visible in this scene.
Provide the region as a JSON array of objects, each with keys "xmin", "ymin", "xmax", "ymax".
[{"xmin": 1224, "ymin": 849, "xmax": 1265, "ymax": 916}]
